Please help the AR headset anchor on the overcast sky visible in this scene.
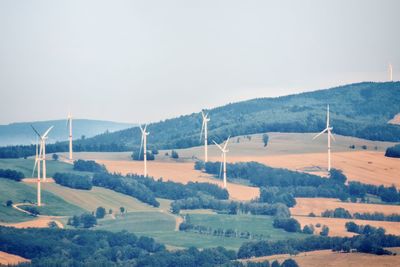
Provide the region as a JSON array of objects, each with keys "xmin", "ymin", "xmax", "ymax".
[{"xmin": 0, "ymin": 0, "xmax": 399, "ymax": 124}]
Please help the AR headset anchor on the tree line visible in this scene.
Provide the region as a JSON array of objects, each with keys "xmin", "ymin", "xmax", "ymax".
[
  {"xmin": 202, "ymin": 161, "xmax": 400, "ymax": 204},
  {"xmin": 321, "ymin": 207, "xmax": 400, "ymax": 222},
  {"xmin": 0, "ymin": 168, "xmax": 25, "ymax": 181},
  {"xmin": 53, "ymin": 172, "xmax": 92, "ymax": 190},
  {"xmin": 238, "ymin": 230, "xmax": 400, "ymax": 259}
]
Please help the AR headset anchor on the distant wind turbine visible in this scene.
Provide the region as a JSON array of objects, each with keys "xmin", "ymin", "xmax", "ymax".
[
  {"xmin": 389, "ymin": 63, "xmax": 393, "ymax": 82},
  {"xmin": 67, "ymin": 112, "xmax": 73, "ymax": 160},
  {"xmin": 32, "ymin": 137, "xmax": 42, "ymax": 206},
  {"xmin": 200, "ymin": 111, "xmax": 210, "ymax": 162},
  {"xmin": 313, "ymin": 105, "xmax": 335, "ymax": 171},
  {"xmin": 213, "ymin": 136, "xmax": 230, "ymax": 189},
  {"xmin": 31, "ymin": 125, "xmax": 53, "ymax": 182},
  {"xmin": 139, "ymin": 124, "xmax": 149, "ymax": 176}
]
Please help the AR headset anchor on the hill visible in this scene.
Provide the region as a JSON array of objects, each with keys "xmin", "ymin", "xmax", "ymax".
[
  {"xmin": 1, "ymin": 82, "xmax": 400, "ymax": 158},
  {"xmin": 68, "ymin": 82, "xmax": 400, "ymax": 149},
  {"xmin": 0, "ymin": 119, "xmax": 135, "ymax": 146}
]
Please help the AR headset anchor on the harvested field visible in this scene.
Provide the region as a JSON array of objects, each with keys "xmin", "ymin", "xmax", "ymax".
[
  {"xmin": 242, "ymin": 247, "xmax": 400, "ymax": 267},
  {"xmin": 97, "ymin": 160, "xmax": 259, "ymax": 201},
  {"xmin": 0, "ymin": 251, "xmax": 30, "ymax": 266},
  {"xmin": 293, "ymin": 216, "xmax": 400, "ymax": 237},
  {"xmin": 291, "ymin": 198, "xmax": 400, "ymax": 216},
  {"xmin": 0, "ymin": 217, "xmax": 64, "ymax": 229},
  {"xmin": 389, "ymin": 113, "xmax": 400, "ymax": 125}
]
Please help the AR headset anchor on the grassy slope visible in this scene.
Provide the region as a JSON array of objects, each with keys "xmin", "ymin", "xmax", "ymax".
[
  {"xmin": 0, "ymin": 178, "xmax": 84, "ymax": 222},
  {"xmin": 0, "ymin": 158, "xmax": 91, "ymax": 178}
]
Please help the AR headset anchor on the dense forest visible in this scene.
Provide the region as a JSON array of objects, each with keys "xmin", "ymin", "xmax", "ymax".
[
  {"xmin": 1, "ymin": 82, "xmax": 400, "ymax": 158},
  {"xmin": 203, "ymin": 161, "xmax": 400, "ymax": 203},
  {"xmin": 0, "ymin": 226, "xmax": 300, "ymax": 267}
]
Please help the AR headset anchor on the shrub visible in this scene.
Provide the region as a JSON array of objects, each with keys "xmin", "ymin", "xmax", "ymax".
[
  {"xmin": 302, "ymin": 225, "xmax": 314, "ymax": 234},
  {"xmin": 6, "ymin": 200, "xmax": 13, "ymax": 207},
  {"xmin": 131, "ymin": 151, "xmax": 155, "ymax": 161},
  {"xmin": 171, "ymin": 150, "xmax": 179, "ymax": 159},
  {"xmin": 273, "ymin": 218, "xmax": 301, "ymax": 233},
  {"xmin": 262, "ymin": 133, "xmax": 269, "ymax": 147},
  {"xmin": 320, "ymin": 225, "xmax": 329, "ymax": 236},
  {"xmin": 52, "ymin": 154, "xmax": 59, "ymax": 161},
  {"xmin": 95, "ymin": 207, "xmax": 106, "ymax": 219}
]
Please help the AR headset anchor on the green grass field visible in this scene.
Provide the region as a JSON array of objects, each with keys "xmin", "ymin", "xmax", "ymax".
[
  {"xmin": 0, "ymin": 178, "xmax": 85, "ymax": 222},
  {"xmin": 0, "ymin": 158, "xmax": 91, "ymax": 178},
  {"xmin": 187, "ymin": 213, "xmax": 307, "ymax": 240}
]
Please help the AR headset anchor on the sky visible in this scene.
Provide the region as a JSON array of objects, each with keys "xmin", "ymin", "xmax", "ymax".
[{"xmin": 0, "ymin": 0, "xmax": 399, "ymax": 124}]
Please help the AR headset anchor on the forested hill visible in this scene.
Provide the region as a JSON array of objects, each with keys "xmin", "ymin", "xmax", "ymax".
[
  {"xmin": 80, "ymin": 82, "xmax": 400, "ymax": 148},
  {"xmin": 0, "ymin": 119, "xmax": 135, "ymax": 146},
  {"xmin": 1, "ymin": 82, "xmax": 400, "ymax": 157}
]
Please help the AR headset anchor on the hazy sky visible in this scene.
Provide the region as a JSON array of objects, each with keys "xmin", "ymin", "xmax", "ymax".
[{"xmin": 0, "ymin": 0, "xmax": 399, "ymax": 124}]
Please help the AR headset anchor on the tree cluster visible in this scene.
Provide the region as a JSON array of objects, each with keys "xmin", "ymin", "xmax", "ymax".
[
  {"xmin": 0, "ymin": 168, "xmax": 25, "ymax": 181},
  {"xmin": 73, "ymin": 159, "xmax": 107, "ymax": 173},
  {"xmin": 385, "ymin": 144, "xmax": 400, "ymax": 158},
  {"xmin": 53, "ymin": 172, "xmax": 92, "ymax": 190},
  {"xmin": 321, "ymin": 207, "xmax": 400, "ymax": 222}
]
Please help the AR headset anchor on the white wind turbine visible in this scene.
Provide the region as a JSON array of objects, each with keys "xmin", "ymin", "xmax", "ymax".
[
  {"xmin": 31, "ymin": 125, "xmax": 54, "ymax": 182},
  {"xmin": 67, "ymin": 112, "xmax": 73, "ymax": 160},
  {"xmin": 213, "ymin": 136, "xmax": 230, "ymax": 189},
  {"xmin": 313, "ymin": 105, "xmax": 335, "ymax": 171},
  {"xmin": 32, "ymin": 137, "xmax": 43, "ymax": 206},
  {"xmin": 200, "ymin": 111, "xmax": 210, "ymax": 162},
  {"xmin": 389, "ymin": 63, "xmax": 393, "ymax": 82},
  {"xmin": 139, "ymin": 124, "xmax": 149, "ymax": 176}
]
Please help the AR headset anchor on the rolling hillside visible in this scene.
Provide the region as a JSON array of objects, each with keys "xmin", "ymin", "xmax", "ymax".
[
  {"xmin": 1, "ymin": 82, "xmax": 400, "ymax": 158},
  {"xmin": 0, "ymin": 119, "xmax": 135, "ymax": 146},
  {"xmin": 79, "ymin": 82, "xmax": 400, "ymax": 149}
]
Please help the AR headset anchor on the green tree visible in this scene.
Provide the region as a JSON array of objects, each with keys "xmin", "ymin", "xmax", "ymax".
[
  {"xmin": 171, "ymin": 150, "xmax": 179, "ymax": 159},
  {"xmin": 95, "ymin": 206, "xmax": 106, "ymax": 219},
  {"xmin": 6, "ymin": 200, "xmax": 13, "ymax": 207},
  {"xmin": 320, "ymin": 225, "xmax": 329, "ymax": 236},
  {"xmin": 120, "ymin": 206, "xmax": 125, "ymax": 214},
  {"xmin": 262, "ymin": 133, "xmax": 269, "ymax": 147},
  {"xmin": 52, "ymin": 153, "xmax": 59, "ymax": 161}
]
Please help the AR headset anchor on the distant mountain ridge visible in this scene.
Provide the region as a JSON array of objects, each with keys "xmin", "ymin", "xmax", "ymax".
[{"xmin": 0, "ymin": 119, "xmax": 135, "ymax": 146}]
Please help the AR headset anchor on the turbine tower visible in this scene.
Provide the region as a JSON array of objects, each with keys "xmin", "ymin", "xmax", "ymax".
[
  {"xmin": 139, "ymin": 124, "xmax": 149, "ymax": 176},
  {"xmin": 213, "ymin": 136, "xmax": 230, "ymax": 189},
  {"xmin": 32, "ymin": 137, "xmax": 43, "ymax": 206},
  {"xmin": 313, "ymin": 105, "xmax": 335, "ymax": 171},
  {"xmin": 67, "ymin": 112, "xmax": 73, "ymax": 160},
  {"xmin": 200, "ymin": 111, "xmax": 210, "ymax": 162},
  {"xmin": 31, "ymin": 125, "xmax": 53, "ymax": 182},
  {"xmin": 389, "ymin": 63, "xmax": 393, "ymax": 82}
]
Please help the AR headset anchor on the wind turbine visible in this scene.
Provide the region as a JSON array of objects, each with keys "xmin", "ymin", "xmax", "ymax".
[
  {"xmin": 313, "ymin": 105, "xmax": 335, "ymax": 171},
  {"xmin": 213, "ymin": 136, "xmax": 230, "ymax": 188},
  {"xmin": 389, "ymin": 63, "xmax": 393, "ymax": 82},
  {"xmin": 200, "ymin": 111, "xmax": 210, "ymax": 162},
  {"xmin": 32, "ymin": 137, "xmax": 43, "ymax": 206},
  {"xmin": 31, "ymin": 125, "xmax": 54, "ymax": 182},
  {"xmin": 67, "ymin": 112, "xmax": 73, "ymax": 160},
  {"xmin": 139, "ymin": 124, "xmax": 149, "ymax": 176}
]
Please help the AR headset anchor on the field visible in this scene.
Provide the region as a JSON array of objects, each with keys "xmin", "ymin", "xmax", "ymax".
[
  {"xmin": 291, "ymin": 198, "xmax": 400, "ymax": 216},
  {"xmin": 389, "ymin": 113, "xmax": 400, "ymax": 125},
  {"xmin": 293, "ymin": 216, "xmax": 400, "ymax": 237},
  {"xmin": 0, "ymin": 251, "xmax": 30, "ymax": 266},
  {"xmin": 242, "ymin": 247, "xmax": 400, "ymax": 267},
  {"xmin": 0, "ymin": 178, "xmax": 84, "ymax": 223},
  {"xmin": 174, "ymin": 132, "xmax": 400, "ymax": 188}
]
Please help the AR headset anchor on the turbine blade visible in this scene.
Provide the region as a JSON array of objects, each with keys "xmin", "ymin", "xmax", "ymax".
[
  {"xmin": 139, "ymin": 124, "xmax": 144, "ymax": 133},
  {"xmin": 200, "ymin": 120, "xmax": 205, "ymax": 141},
  {"xmin": 43, "ymin": 126, "xmax": 54, "ymax": 138},
  {"xmin": 329, "ymin": 131, "xmax": 336, "ymax": 142},
  {"xmin": 219, "ymin": 156, "xmax": 223, "ymax": 179},
  {"xmin": 223, "ymin": 136, "xmax": 230, "ymax": 150},
  {"xmin": 31, "ymin": 125, "xmax": 41, "ymax": 138},
  {"xmin": 32, "ymin": 158, "xmax": 38, "ymax": 177},
  {"xmin": 213, "ymin": 140, "xmax": 223, "ymax": 151},
  {"xmin": 138, "ymin": 136, "xmax": 144, "ymax": 160},
  {"xmin": 326, "ymin": 105, "xmax": 330, "ymax": 128},
  {"xmin": 313, "ymin": 128, "xmax": 328, "ymax": 140}
]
